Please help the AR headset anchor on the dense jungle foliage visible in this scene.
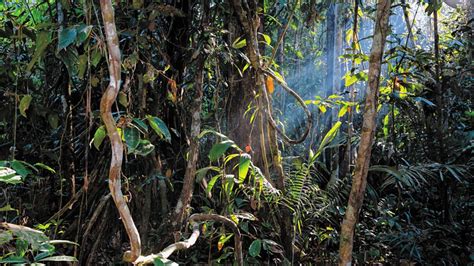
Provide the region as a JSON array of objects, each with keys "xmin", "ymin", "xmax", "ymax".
[{"xmin": 0, "ymin": 0, "xmax": 473, "ymax": 265}]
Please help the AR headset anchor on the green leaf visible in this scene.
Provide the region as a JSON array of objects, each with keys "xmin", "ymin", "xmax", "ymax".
[
  {"xmin": 238, "ymin": 154, "xmax": 251, "ymax": 183},
  {"xmin": 57, "ymin": 27, "xmax": 77, "ymax": 51},
  {"xmin": 78, "ymin": 54, "xmax": 88, "ymax": 79},
  {"xmin": 232, "ymin": 37, "xmax": 247, "ymax": 49},
  {"xmin": 0, "ymin": 256, "xmax": 27, "ymax": 264},
  {"xmin": 124, "ymin": 127, "xmax": 140, "ymax": 152},
  {"xmin": 344, "ymin": 73, "xmax": 358, "ymax": 87},
  {"xmin": 118, "ymin": 91, "xmax": 128, "ymax": 107},
  {"xmin": 312, "ymin": 121, "xmax": 342, "ymax": 161},
  {"xmin": 0, "ymin": 167, "xmax": 22, "ymax": 184},
  {"xmin": 318, "ymin": 104, "xmax": 327, "ymax": 113},
  {"xmin": 48, "ymin": 113, "xmax": 59, "ymax": 129},
  {"xmin": 132, "ymin": 139, "xmax": 155, "ymax": 156},
  {"xmin": 272, "ymin": 70, "xmax": 286, "ymax": 84},
  {"xmin": 91, "ymin": 47, "xmax": 102, "ymax": 67},
  {"xmin": 39, "ymin": 256, "xmax": 78, "ymax": 262},
  {"xmin": 11, "ymin": 160, "xmax": 31, "ymax": 178},
  {"xmin": 132, "ymin": 118, "xmax": 149, "ymax": 133},
  {"xmin": 218, "ymin": 233, "xmax": 234, "ymax": 250},
  {"xmin": 75, "ymin": 24, "xmax": 93, "ymax": 45},
  {"xmin": 338, "ymin": 105, "xmax": 348, "ymax": 117},
  {"xmin": 19, "ymin": 95, "xmax": 32, "ymax": 118},
  {"xmin": 34, "ymin": 163, "xmax": 56, "ymax": 173},
  {"xmin": 146, "ymin": 115, "xmax": 171, "ymax": 142},
  {"xmin": 27, "ymin": 31, "xmax": 52, "ymax": 72},
  {"xmin": 262, "ymin": 33, "xmax": 271, "ymax": 45},
  {"xmin": 0, "ymin": 204, "xmax": 17, "ymax": 213},
  {"xmin": 206, "ymin": 174, "xmax": 221, "ymax": 194},
  {"xmin": 249, "ymin": 239, "xmax": 262, "ymax": 257},
  {"xmin": 93, "ymin": 126, "xmax": 106, "ymax": 150},
  {"xmin": 153, "ymin": 258, "xmax": 178, "ymax": 266},
  {"xmin": 196, "ymin": 166, "xmax": 220, "ymax": 183},
  {"xmin": 296, "ymin": 50, "xmax": 303, "ymax": 59},
  {"xmin": 209, "ymin": 140, "xmax": 234, "ymax": 162}
]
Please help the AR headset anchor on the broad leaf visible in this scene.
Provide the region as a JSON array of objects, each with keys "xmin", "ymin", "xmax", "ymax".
[
  {"xmin": 249, "ymin": 239, "xmax": 262, "ymax": 257},
  {"xmin": 146, "ymin": 115, "xmax": 171, "ymax": 142},
  {"xmin": 132, "ymin": 118, "xmax": 149, "ymax": 133},
  {"xmin": 238, "ymin": 154, "xmax": 251, "ymax": 183},
  {"xmin": 209, "ymin": 140, "xmax": 234, "ymax": 162},
  {"xmin": 20, "ymin": 95, "xmax": 32, "ymax": 118},
  {"xmin": 58, "ymin": 27, "xmax": 77, "ymax": 51},
  {"xmin": 93, "ymin": 126, "xmax": 106, "ymax": 150},
  {"xmin": 232, "ymin": 37, "xmax": 247, "ymax": 49},
  {"xmin": 10, "ymin": 160, "xmax": 31, "ymax": 178},
  {"xmin": 75, "ymin": 24, "xmax": 93, "ymax": 45},
  {"xmin": 124, "ymin": 127, "xmax": 140, "ymax": 152}
]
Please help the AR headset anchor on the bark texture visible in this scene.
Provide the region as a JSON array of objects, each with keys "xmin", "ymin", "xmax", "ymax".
[
  {"xmin": 99, "ymin": 0, "xmax": 141, "ymax": 262},
  {"xmin": 338, "ymin": 0, "xmax": 391, "ymax": 265},
  {"xmin": 172, "ymin": 57, "xmax": 205, "ymax": 228}
]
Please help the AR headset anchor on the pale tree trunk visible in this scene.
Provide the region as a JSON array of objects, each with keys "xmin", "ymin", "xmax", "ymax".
[
  {"xmin": 338, "ymin": 0, "xmax": 391, "ymax": 265},
  {"xmin": 99, "ymin": 0, "xmax": 141, "ymax": 262}
]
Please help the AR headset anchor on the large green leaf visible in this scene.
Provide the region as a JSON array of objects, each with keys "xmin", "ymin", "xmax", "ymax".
[
  {"xmin": 209, "ymin": 140, "xmax": 235, "ymax": 162},
  {"xmin": 312, "ymin": 121, "xmax": 342, "ymax": 161},
  {"xmin": 249, "ymin": 239, "xmax": 262, "ymax": 257},
  {"xmin": 93, "ymin": 126, "xmax": 106, "ymax": 150},
  {"xmin": 19, "ymin": 95, "xmax": 32, "ymax": 118},
  {"xmin": 238, "ymin": 154, "xmax": 251, "ymax": 183},
  {"xmin": 10, "ymin": 160, "xmax": 31, "ymax": 178},
  {"xmin": 124, "ymin": 127, "xmax": 140, "ymax": 152},
  {"xmin": 146, "ymin": 115, "xmax": 171, "ymax": 142},
  {"xmin": 57, "ymin": 27, "xmax": 77, "ymax": 51}
]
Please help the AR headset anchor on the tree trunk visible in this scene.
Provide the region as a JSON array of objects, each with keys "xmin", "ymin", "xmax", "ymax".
[
  {"xmin": 338, "ymin": 0, "xmax": 391, "ymax": 265},
  {"xmin": 172, "ymin": 57, "xmax": 206, "ymax": 228}
]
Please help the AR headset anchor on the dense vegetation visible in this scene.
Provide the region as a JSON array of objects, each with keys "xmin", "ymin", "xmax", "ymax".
[{"xmin": 0, "ymin": 0, "xmax": 472, "ymax": 265}]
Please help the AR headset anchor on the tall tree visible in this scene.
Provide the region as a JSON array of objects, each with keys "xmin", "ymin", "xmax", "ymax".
[{"xmin": 338, "ymin": 0, "xmax": 391, "ymax": 264}]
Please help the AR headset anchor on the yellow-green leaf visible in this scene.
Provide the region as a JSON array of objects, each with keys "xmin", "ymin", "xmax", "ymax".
[{"xmin": 19, "ymin": 95, "xmax": 32, "ymax": 118}]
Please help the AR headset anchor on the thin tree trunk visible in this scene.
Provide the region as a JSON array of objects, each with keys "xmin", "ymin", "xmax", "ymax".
[
  {"xmin": 338, "ymin": 0, "xmax": 391, "ymax": 265},
  {"xmin": 172, "ymin": 0, "xmax": 209, "ymax": 228},
  {"xmin": 172, "ymin": 57, "xmax": 205, "ymax": 228},
  {"xmin": 99, "ymin": 0, "xmax": 141, "ymax": 262},
  {"xmin": 401, "ymin": 0, "xmax": 416, "ymax": 47}
]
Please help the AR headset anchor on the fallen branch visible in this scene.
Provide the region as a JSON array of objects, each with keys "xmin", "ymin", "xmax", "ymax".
[
  {"xmin": 134, "ymin": 213, "xmax": 243, "ymax": 266},
  {"xmin": 134, "ymin": 223, "xmax": 200, "ymax": 265}
]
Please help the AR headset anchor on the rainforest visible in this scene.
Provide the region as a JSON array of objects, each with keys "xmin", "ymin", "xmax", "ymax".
[{"xmin": 0, "ymin": 0, "xmax": 472, "ymax": 265}]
